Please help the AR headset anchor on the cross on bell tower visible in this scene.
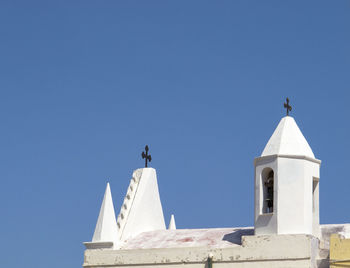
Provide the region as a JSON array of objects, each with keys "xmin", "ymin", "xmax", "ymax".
[
  {"xmin": 284, "ymin": 97, "xmax": 292, "ymax": 116},
  {"xmin": 141, "ymin": 145, "xmax": 152, "ymax": 168}
]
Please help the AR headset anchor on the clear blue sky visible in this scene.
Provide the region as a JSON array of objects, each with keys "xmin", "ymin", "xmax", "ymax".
[{"xmin": 0, "ymin": 1, "xmax": 349, "ymax": 267}]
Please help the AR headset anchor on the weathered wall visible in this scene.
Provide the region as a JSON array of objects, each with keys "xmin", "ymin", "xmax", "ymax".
[
  {"xmin": 83, "ymin": 234, "xmax": 318, "ymax": 268},
  {"xmin": 330, "ymin": 234, "xmax": 350, "ymax": 268}
]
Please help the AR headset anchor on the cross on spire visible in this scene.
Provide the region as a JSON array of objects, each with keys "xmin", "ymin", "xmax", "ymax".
[
  {"xmin": 284, "ymin": 97, "xmax": 292, "ymax": 116},
  {"xmin": 141, "ymin": 145, "xmax": 152, "ymax": 168}
]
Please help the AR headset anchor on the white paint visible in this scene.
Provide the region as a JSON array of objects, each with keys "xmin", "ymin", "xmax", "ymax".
[
  {"xmin": 82, "ymin": 114, "xmax": 349, "ymax": 267},
  {"xmin": 255, "ymin": 116, "xmax": 320, "ymax": 236},
  {"xmin": 121, "ymin": 227, "xmax": 253, "ymax": 249},
  {"xmin": 261, "ymin": 116, "xmax": 315, "ymax": 158},
  {"xmin": 168, "ymin": 214, "xmax": 176, "ymax": 230},
  {"xmin": 84, "ymin": 183, "xmax": 119, "ymax": 249},
  {"xmin": 84, "ymin": 233, "xmax": 319, "ymax": 267},
  {"xmin": 339, "ymin": 225, "xmax": 350, "ymax": 239},
  {"xmin": 116, "ymin": 168, "xmax": 166, "ymax": 242}
]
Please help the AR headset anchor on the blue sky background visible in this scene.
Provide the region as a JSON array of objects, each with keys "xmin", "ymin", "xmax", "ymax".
[{"xmin": 0, "ymin": 1, "xmax": 349, "ymax": 267}]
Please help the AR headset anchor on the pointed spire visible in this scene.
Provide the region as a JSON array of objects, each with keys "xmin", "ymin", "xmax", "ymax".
[
  {"xmin": 261, "ymin": 116, "xmax": 315, "ymax": 158},
  {"xmin": 92, "ymin": 183, "xmax": 119, "ymax": 245},
  {"xmin": 168, "ymin": 214, "xmax": 176, "ymax": 230},
  {"xmin": 117, "ymin": 168, "xmax": 166, "ymax": 241}
]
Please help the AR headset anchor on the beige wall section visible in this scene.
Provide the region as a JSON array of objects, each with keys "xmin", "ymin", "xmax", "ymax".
[
  {"xmin": 83, "ymin": 234, "xmax": 318, "ymax": 268},
  {"xmin": 330, "ymin": 234, "xmax": 350, "ymax": 268}
]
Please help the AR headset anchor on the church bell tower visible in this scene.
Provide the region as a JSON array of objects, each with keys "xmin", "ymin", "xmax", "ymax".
[{"xmin": 254, "ymin": 113, "xmax": 321, "ymax": 236}]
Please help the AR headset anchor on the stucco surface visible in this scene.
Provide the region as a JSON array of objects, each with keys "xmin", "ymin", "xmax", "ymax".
[
  {"xmin": 261, "ymin": 116, "xmax": 315, "ymax": 158},
  {"xmin": 84, "ymin": 234, "xmax": 318, "ymax": 268},
  {"xmin": 82, "ymin": 115, "xmax": 350, "ymax": 268},
  {"xmin": 168, "ymin": 214, "xmax": 176, "ymax": 230},
  {"xmin": 117, "ymin": 168, "xmax": 166, "ymax": 242},
  {"xmin": 83, "ymin": 224, "xmax": 350, "ymax": 267},
  {"xmin": 85, "ymin": 183, "xmax": 118, "ymax": 248},
  {"xmin": 121, "ymin": 227, "xmax": 253, "ymax": 249},
  {"xmin": 330, "ymin": 234, "xmax": 350, "ymax": 267}
]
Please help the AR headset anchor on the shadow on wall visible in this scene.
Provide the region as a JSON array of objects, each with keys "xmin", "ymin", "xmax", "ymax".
[{"xmin": 222, "ymin": 228, "xmax": 254, "ymax": 245}]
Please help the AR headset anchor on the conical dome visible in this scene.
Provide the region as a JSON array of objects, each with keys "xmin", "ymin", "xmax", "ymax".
[
  {"xmin": 261, "ymin": 116, "xmax": 315, "ymax": 158},
  {"xmin": 92, "ymin": 183, "xmax": 118, "ymax": 243},
  {"xmin": 168, "ymin": 214, "xmax": 176, "ymax": 230}
]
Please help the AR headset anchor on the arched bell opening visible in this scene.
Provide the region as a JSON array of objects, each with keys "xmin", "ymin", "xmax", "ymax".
[{"xmin": 261, "ymin": 168, "xmax": 274, "ymax": 214}]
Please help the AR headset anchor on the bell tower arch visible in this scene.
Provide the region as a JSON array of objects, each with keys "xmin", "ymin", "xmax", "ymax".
[{"xmin": 254, "ymin": 116, "xmax": 321, "ymax": 236}]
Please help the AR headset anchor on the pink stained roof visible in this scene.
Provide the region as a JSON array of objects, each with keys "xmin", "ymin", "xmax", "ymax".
[{"xmin": 120, "ymin": 227, "xmax": 254, "ymax": 250}]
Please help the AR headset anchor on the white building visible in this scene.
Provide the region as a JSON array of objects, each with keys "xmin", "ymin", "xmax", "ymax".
[{"xmin": 83, "ymin": 115, "xmax": 349, "ymax": 268}]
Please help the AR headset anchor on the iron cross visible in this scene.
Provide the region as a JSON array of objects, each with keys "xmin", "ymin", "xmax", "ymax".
[
  {"xmin": 141, "ymin": 145, "xmax": 152, "ymax": 167},
  {"xmin": 284, "ymin": 97, "xmax": 292, "ymax": 116}
]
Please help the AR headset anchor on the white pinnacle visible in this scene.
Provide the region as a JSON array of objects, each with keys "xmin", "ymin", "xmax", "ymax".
[
  {"xmin": 168, "ymin": 214, "xmax": 176, "ymax": 230},
  {"xmin": 92, "ymin": 183, "xmax": 119, "ymax": 246},
  {"xmin": 117, "ymin": 168, "xmax": 166, "ymax": 241},
  {"xmin": 261, "ymin": 116, "xmax": 315, "ymax": 158}
]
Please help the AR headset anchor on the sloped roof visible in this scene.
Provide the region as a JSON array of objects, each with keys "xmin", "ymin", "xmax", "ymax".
[
  {"xmin": 118, "ymin": 224, "xmax": 350, "ymax": 250},
  {"xmin": 261, "ymin": 116, "xmax": 315, "ymax": 158},
  {"xmin": 120, "ymin": 227, "xmax": 254, "ymax": 249}
]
